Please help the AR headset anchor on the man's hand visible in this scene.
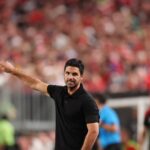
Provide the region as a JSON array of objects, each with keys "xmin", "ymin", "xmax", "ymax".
[{"xmin": 0, "ymin": 61, "xmax": 15, "ymax": 73}]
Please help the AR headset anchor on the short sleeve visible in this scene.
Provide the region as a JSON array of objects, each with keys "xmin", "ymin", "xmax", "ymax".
[
  {"xmin": 82, "ymin": 97, "xmax": 99, "ymax": 123},
  {"xmin": 47, "ymin": 85, "xmax": 57, "ymax": 98},
  {"xmin": 47, "ymin": 85, "xmax": 64, "ymax": 101}
]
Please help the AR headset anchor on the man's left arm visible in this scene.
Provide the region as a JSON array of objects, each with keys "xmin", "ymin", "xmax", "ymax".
[{"xmin": 81, "ymin": 122, "xmax": 99, "ymax": 150}]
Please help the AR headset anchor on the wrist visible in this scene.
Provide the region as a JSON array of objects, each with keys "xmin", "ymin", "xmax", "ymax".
[{"xmin": 11, "ymin": 66, "xmax": 20, "ymax": 75}]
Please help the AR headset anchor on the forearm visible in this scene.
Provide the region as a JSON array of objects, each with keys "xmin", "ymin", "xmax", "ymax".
[
  {"xmin": 81, "ymin": 131, "xmax": 98, "ymax": 150},
  {"xmin": 10, "ymin": 67, "xmax": 41, "ymax": 90},
  {"xmin": 101, "ymin": 123, "xmax": 118, "ymax": 132}
]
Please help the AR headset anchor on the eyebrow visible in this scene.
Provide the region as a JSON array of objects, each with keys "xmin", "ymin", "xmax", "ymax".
[{"xmin": 65, "ymin": 71, "xmax": 79, "ymax": 75}]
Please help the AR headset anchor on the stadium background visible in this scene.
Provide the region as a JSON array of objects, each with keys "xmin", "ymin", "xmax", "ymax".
[{"xmin": 0, "ymin": 0, "xmax": 149, "ymax": 149}]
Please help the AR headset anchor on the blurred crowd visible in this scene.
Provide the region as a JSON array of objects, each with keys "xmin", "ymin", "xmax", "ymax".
[
  {"xmin": 0, "ymin": 0, "xmax": 150, "ymax": 94},
  {"xmin": 16, "ymin": 130, "xmax": 55, "ymax": 150}
]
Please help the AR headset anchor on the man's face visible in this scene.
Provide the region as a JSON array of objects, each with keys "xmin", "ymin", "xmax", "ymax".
[{"xmin": 64, "ymin": 66, "xmax": 83, "ymax": 89}]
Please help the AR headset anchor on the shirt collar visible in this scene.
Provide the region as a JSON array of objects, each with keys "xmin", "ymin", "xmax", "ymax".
[{"xmin": 65, "ymin": 84, "xmax": 85, "ymax": 98}]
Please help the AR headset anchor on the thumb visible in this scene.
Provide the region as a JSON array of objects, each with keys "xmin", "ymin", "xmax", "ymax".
[{"xmin": 0, "ymin": 65, "xmax": 5, "ymax": 72}]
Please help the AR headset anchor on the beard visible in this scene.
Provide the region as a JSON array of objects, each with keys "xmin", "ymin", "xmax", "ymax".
[{"xmin": 66, "ymin": 80, "xmax": 78, "ymax": 90}]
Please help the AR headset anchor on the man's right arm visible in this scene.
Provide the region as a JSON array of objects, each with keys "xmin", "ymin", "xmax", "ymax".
[
  {"xmin": 100, "ymin": 123, "xmax": 119, "ymax": 132},
  {"xmin": 0, "ymin": 61, "xmax": 48, "ymax": 95}
]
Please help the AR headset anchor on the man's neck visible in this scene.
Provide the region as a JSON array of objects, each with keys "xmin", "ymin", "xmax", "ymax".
[{"xmin": 67, "ymin": 84, "xmax": 81, "ymax": 95}]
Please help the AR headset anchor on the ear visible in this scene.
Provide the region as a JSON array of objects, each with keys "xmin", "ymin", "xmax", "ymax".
[{"xmin": 80, "ymin": 75, "xmax": 83, "ymax": 81}]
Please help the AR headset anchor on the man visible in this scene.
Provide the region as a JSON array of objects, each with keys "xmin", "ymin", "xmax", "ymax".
[
  {"xmin": 94, "ymin": 94, "xmax": 121, "ymax": 150},
  {"xmin": 0, "ymin": 58, "xmax": 99, "ymax": 150}
]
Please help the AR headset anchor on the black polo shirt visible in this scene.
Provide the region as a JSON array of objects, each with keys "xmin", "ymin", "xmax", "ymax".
[{"xmin": 47, "ymin": 84, "xmax": 99, "ymax": 150}]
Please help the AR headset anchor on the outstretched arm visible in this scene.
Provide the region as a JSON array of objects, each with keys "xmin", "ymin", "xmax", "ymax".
[{"xmin": 0, "ymin": 61, "xmax": 48, "ymax": 95}]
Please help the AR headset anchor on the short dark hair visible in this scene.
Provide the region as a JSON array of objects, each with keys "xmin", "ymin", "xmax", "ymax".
[
  {"xmin": 64, "ymin": 58, "xmax": 84, "ymax": 75},
  {"xmin": 93, "ymin": 93, "xmax": 107, "ymax": 104}
]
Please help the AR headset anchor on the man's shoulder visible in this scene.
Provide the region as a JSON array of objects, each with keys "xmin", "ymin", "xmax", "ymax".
[
  {"xmin": 47, "ymin": 84, "xmax": 66, "ymax": 90},
  {"xmin": 81, "ymin": 91, "xmax": 94, "ymax": 101},
  {"xmin": 47, "ymin": 84, "xmax": 66, "ymax": 96},
  {"xmin": 81, "ymin": 92, "xmax": 98, "ymax": 108}
]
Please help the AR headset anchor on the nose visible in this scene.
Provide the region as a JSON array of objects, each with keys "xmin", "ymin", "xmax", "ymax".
[
  {"xmin": 68, "ymin": 74, "xmax": 73, "ymax": 78},
  {"xmin": 68, "ymin": 74, "xmax": 74, "ymax": 80}
]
